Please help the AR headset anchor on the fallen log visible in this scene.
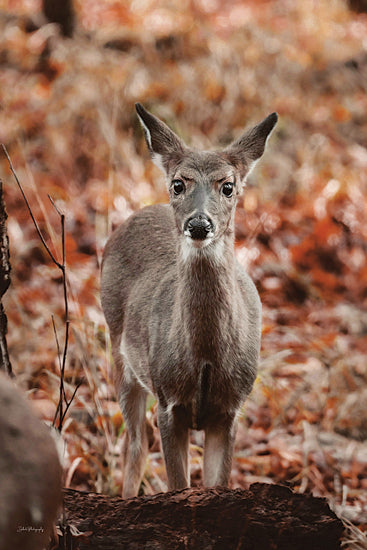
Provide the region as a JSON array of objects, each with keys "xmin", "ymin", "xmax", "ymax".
[{"xmin": 59, "ymin": 482, "xmax": 344, "ymax": 550}]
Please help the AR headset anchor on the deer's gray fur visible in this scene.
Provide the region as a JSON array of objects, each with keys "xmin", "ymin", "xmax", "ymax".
[
  {"xmin": 0, "ymin": 372, "xmax": 62, "ymax": 550},
  {"xmin": 101, "ymin": 104, "xmax": 277, "ymax": 497}
]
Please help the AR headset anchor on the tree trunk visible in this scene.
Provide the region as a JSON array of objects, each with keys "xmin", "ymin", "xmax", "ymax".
[
  {"xmin": 0, "ymin": 180, "xmax": 12, "ymax": 376},
  {"xmin": 59, "ymin": 483, "xmax": 344, "ymax": 550}
]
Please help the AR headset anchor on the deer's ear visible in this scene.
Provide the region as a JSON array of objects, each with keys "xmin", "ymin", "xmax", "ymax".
[
  {"xmin": 224, "ymin": 112, "xmax": 278, "ymax": 180},
  {"xmin": 135, "ymin": 103, "xmax": 186, "ymax": 173}
]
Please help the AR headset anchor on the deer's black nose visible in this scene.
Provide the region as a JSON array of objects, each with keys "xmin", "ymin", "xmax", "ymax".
[{"xmin": 185, "ymin": 213, "xmax": 213, "ymax": 240}]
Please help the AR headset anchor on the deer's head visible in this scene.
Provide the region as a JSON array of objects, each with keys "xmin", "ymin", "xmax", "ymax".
[{"xmin": 136, "ymin": 103, "xmax": 277, "ymax": 254}]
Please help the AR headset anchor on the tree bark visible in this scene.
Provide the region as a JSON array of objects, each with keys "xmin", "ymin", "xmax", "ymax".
[
  {"xmin": 0, "ymin": 180, "xmax": 12, "ymax": 375},
  {"xmin": 59, "ymin": 483, "xmax": 344, "ymax": 550}
]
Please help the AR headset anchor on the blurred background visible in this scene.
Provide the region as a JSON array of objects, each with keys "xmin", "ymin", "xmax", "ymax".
[{"xmin": 0, "ymin": 0, "xmax": 366, "ymax": 536}]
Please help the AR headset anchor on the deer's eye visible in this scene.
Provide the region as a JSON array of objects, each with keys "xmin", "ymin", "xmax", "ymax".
[
  {"xmin": 172, "ymin": 180, "xmax": 185, "ymax": 195},
  {"xmin": 221, "ymin": 182, "xmax": 234, "ymax": 197}
]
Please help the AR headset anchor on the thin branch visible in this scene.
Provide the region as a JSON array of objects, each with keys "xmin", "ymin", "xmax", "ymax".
[
  {"xmin": 58, "ymin": 322, "xmax": 70, "ymax": 431},
  {"xmin": 52, "ymin": 314, "xmax": 63, "ymax": 372},
  {"xmin": 50, "ymin": 197, "xmax": 71, "ymax": 430},
  {"xmin": 61, "ymin": 378, "xmax": 84, "ymax": 425},
  {"xmin": 3, "ymin": 145, "xmax": 80, "ymax": 432},
  {"xmin": 48, "ymin": 196, "xmax": 68, "ymax": 325},
  {"xmin": 2, "ymin": 144, "xmax": 61, "ymax": 268},
  {"xmin": 48, "ymin": 194, "xmax": 63, "ymax": 217},
  {"xmin": 49, "ymin": 195, "xmax": 71, "ymax": 431},
  {"xmin": 52, "ymin": 315, "xmax": 64, "ymax": 428}
]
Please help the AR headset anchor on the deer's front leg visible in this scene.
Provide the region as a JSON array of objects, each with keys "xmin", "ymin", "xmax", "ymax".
[
  {"xmin": 116, "ymin": 365, "xmax": 151, "ymax": 498},
  {"xmin": 203, "ymin": 414, "xmax": 238, "ymax": 487},
  {"xmin": 157, "ymin": 403, "xmax": 190, "ymax": 491}
]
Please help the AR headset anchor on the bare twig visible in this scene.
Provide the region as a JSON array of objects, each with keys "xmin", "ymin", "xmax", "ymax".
[
  {"xmin": 51, "ymin": 315, "xmax": 66, "ymax": 428},
  {"xmin": 61, "ymin": 378, "xmax": 84, "ymax": 424},
  {"xmin": 2, "ymin": 145, "xmax": 61, "ymax": 268},
  {"xmin": 47, "ymin": 195, "xmax": 71, "ymax": 430},
  {"xmin": 2, "ymin": 145, "xmax": 79, "ymax": 431}
]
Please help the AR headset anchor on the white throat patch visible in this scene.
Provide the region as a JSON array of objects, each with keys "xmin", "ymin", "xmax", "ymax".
[{"xmin": 180, "ymin": 237, "xmax": 225, "ymax": 265}]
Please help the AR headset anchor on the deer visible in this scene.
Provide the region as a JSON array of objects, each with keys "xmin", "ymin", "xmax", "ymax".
[
  {"xmin": 101, "ymin": 103, "xmax": 277, "ymax": 498},
  {"xmin": 0, "ymin": 371, "xmax": 62, "ymax": 550}
]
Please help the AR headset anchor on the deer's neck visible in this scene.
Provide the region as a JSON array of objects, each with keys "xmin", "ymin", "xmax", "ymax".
[{"xmin": 176, "ymin": 235, "xmax": 237, "ymax": 360}]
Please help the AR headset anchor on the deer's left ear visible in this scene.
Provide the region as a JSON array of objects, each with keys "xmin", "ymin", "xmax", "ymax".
[
  {"xmin": 224, "ymin": 112, "xmax": 278, "ymax": 181},
  {"xmin": 136, "ymin": 103, "xmax": 187, "ymax": 173}
]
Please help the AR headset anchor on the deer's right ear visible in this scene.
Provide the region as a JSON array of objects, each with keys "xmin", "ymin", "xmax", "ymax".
[
  {"xmin": 135, "ymin": 103, "xmax": 186, "ymax": 173},
  {"xmin": 224, "ymin": 112, "xmax": 278, "ymax": 183}
]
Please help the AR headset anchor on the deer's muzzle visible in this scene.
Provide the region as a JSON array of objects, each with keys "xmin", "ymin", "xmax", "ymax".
[{"xmin": 184, "ymin": 213, "xmax": 214, "ymax": 240}]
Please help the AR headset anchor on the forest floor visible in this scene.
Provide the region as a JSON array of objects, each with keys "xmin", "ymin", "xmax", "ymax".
[{"xmin": 0, "ymin": 0, "xmax": 366, "ymax": 545}]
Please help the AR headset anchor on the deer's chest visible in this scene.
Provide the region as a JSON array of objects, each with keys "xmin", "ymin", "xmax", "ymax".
[{"xmin": 150, "ymin": 331, "xmax": 257, "ymax": 426}]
